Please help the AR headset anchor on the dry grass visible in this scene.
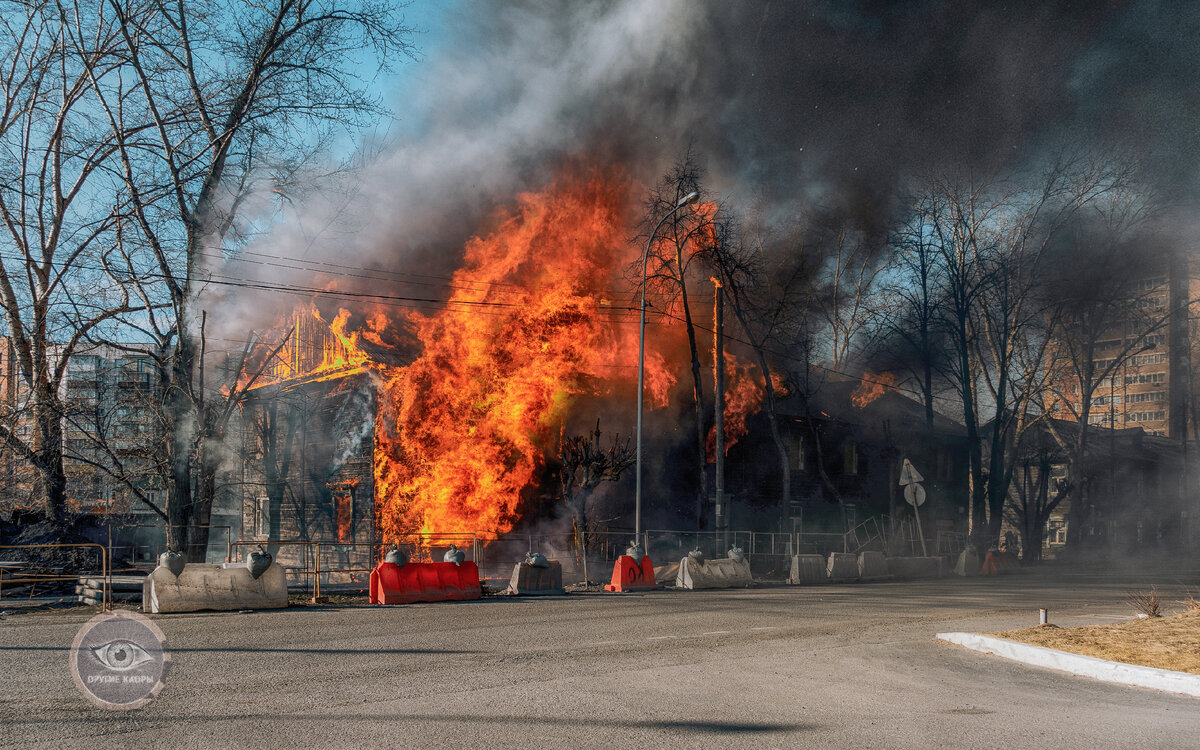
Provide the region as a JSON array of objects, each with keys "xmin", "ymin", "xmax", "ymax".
[
  {"xmin": 1180, "ymin": 588, "xmax": 1200, "ymax": 613},
  {"xmin": 991, "ymin": 609, "xmax": 1200, "ymax": 674}
]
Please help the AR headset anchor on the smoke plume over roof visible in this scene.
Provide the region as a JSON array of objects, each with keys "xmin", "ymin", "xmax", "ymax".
[{"xmin": 233, "ymin": 0, "xmax": 1200, "ymax": 321}]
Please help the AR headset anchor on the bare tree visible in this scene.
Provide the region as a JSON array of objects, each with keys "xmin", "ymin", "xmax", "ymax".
[
  {"xmin": 0, "ymin": 3, "xmax": 139, "ymax": 526},
  {"xmin": 873, "ymin": 194, "xmax": 952, "ymax": 428},
  {"xmin": 1002, "ymin": 425, "xmax": 1069, "ymax": 563},
  {"xmin": 811, "ymin": 214, "xmax": 886, "ymax": 370},
  {"xmin": 556, "ymin": 420, "xmax": 634, "ymax": 559},
  {"xmin": 67, "ymin": 0, "xmax": 415, "ymax": 556},
  {"xmin": 704, "ymin": 211, "xmax": 816, "ymax": 521},
  {"xmin": 640, "ymin": 151, "xmax": 717, "ymax": 528},
  {"xmin": 921, "ymin": 153, "xmax": 1131, "ymax": 552},
  {"xmin": 1038, "ymin": 187, "xmax": 1169, "ymax": 549}
]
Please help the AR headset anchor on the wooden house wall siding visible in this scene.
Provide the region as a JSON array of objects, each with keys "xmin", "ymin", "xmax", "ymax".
[
  {"xmin": 241, "ymin": 376, "xmax": 377, "ymax": 571},
  {"xmin": 722, "ymin": 384, "xmax": 972, "ymax": 534}
]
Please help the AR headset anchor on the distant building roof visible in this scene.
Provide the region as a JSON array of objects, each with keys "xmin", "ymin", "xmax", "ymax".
[{"xmin": 776, "ymin": 377, "xmax": 966, "ymax": 438}]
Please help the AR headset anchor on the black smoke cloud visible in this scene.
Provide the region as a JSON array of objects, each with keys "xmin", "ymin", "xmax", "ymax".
[{"xmin": 232, "ymin": 0, "xmax": 1200, "ymax": 322}]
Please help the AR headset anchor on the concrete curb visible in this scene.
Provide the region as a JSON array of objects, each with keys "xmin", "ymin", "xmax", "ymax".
[{"xmin": 937, "ymin": 631, "xmax": 1200, "ymax": 699}]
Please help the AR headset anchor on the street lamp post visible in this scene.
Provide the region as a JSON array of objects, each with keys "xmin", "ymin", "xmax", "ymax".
[{"xmin": 635, "ymin": 190, "xmax": 700, "ymax": 541}]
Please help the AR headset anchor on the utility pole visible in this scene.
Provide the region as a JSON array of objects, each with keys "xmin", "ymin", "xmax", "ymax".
[{"xmin": 712, "ymin": 277, "xmax": 727, "ymax": 553}]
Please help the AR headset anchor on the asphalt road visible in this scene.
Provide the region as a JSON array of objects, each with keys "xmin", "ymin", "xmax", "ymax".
[{"xmin": 1, "ymin": 562, "xmax": 1198, "ymax": 749}]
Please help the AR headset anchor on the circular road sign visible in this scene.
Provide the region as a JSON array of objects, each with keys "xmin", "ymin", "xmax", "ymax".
[{"xmin": 904, "ymin": 483, "xmax": 927, "ymax": 507}]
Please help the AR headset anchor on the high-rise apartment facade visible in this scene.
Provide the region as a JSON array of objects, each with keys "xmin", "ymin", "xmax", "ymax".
[{"xmin": 1050, "ymin": 256, "xmax": 1197, "ymax": 440}]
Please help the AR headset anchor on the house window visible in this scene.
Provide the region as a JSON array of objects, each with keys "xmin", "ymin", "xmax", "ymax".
[
  {"xmin": 843, "ymin": 440, "xmax": 858, "ymax": 475},
  {"xmin": 254, "ymin": 496, "xmax": 269, "ymax": 537},
  {"xmin": 791, "ymin": 434, "xmax": 805, "ymax": 471},
  {"xmin": 936, "ymin": 447, "xmax": 952, "ymax": 480}
]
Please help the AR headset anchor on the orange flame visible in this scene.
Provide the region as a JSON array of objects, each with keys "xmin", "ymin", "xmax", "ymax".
[
  {"xmin": 851, "ymin": 371, "xmax": 896, "ymax": 408},
  {"xmin": 330, "ymin": 478, "xmax": 360, "ymax": 543},
  {"xmin": 250, "ymin": 305, "xmax": 372, "ymax": 389},
  {"xmin": 707, "ymin": 353, "xmax": 766, "ymax": 461},
  {"xmin": 373, "ymin": 169, "xmax": 680, "ymax": 544}
]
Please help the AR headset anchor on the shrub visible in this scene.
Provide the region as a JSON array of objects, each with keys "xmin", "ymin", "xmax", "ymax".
[{"xmin": 1126, "ymin": 585, "xmax": 1163, "ymax": 618}]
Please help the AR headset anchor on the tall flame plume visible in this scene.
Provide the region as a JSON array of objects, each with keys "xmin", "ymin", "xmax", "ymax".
[{"xmin": 373, "ymin": 169, "xmax": 679, "ymax": 543}]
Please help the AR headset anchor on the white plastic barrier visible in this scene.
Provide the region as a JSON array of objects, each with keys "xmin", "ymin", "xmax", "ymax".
[
  {"xmin": 675, "ymin": 556, "xmax": 753, "ymax": 589},
  {"xmin": 143, "ymin": 562, "xmax": 288, "ymax": 614},
  {"xmin": 858, "ymin": 551, "xmax": 890, "ymax": 580},
  {"xmin": 886, "ymin": 556, "xmax": 946, "ymax": 579},
  {"xmin": 953, "ymin": 549, "xmax": 981, "ymax": 576},
  {"xmin": 788, "ymin": 554, "xmax": 828, "ymax": 584},
  {"xmin": 827, "ymin": 552, "xmax": 858, "ymax": 582}
]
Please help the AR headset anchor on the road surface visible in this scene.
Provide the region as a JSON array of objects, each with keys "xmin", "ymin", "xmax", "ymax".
[{"xmin": 1, "ymin": 562, "xmax": 1197, "ymax": 748}]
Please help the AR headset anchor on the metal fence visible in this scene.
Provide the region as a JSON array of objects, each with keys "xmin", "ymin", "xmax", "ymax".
[
  {"xmin": 227, "ymin": 520, "xmax": 926, "ymax": 591},
  {"xmin": 2, "ymin": 512, "xmax": 964, "ymax": 608},
  {"xmin": 0, "ymin": 543, "xmax": 109, "ymax": 610},
  {"xmin": 103, "ymin": 524, "xmax": 234, "ymax": 570}
]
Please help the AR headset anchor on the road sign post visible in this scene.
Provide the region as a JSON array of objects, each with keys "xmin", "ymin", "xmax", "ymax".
[{"xmin": 899, "ymin": 458, "xmax": 928, "ymax": 557}]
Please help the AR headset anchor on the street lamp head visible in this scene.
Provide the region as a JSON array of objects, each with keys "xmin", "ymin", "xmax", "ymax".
[{"xmin": 677, "ymin": 191, "xmax": 700, "ymax": 208}]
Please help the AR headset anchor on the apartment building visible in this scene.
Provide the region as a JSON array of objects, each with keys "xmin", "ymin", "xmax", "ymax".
[
  {"xmin": 61, "ymin": 347, "xmax": 165, "ymax": 515},
  {"xmin": 1051, "ymin": 257, "xmax": 1197, "ymax": 439},
  {"xmin": 0, "ymin": 338, "xmax": 166, "ymax": 517}
]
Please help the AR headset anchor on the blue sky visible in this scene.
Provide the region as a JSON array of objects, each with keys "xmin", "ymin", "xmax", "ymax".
[{"xmin": 365, "ymin": 0, "xmax": 460, "ymax": 142}]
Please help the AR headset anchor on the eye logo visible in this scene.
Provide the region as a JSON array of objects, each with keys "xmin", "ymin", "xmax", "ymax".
[
  {"xmin": 91, "ymin": 640, "xmax": 156, "ymax": 671},
  {"xmin": 70, "ymin": 611, "xmax": 170, "ymax": 710}
]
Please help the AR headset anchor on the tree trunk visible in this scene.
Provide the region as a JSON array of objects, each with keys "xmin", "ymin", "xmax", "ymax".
[
  {"xmin": 32, "ymin": 396, "xmax": 67, "ymax": 525},
  {"xmin": 984, "ymin": 374, "xmax": 1011, "ymax": 550},
  {"xmin": 569, "ymin": 495, "xmax": 587, "ymax": 567},
  {"xmin": 1026, "ymin": 468, "xmax": 1048, "ymax": 563},
  {"xmin": 1066, "ymin": 404, "xmax": 1093, "ymax": 550},
  {"xmin": 676, "ymin": 256, "xmax": 708, "ymax": 529},
  {"xmin": 751, "ymin": 347, "xmax": 790, "ymax": 519},
  {"xmin": 957, "ymin": 333, "xmax": 987, "ymax": 554},
  {"xmin": 187, "ymin": 432, "xmax": 218, "ymax": 563},
  {"xmin": 165, "ymin": 329, "xmax": 196, "ymax": 554}
]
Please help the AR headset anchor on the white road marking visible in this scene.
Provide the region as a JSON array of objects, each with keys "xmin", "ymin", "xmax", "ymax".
[
  {"xmin": 594, "ymin": 640, "xmax": 618, "ymax": 646},
  {"xmin": 647, "ymin": 635, "xmax": 677, "ymax": 641},
  {"xmin": 751, "ymin": 626, "xmax": 778, "ymax": 631},
  {"xmin": 702, "ymin": 630, "xmax": 731, "ymax": 635}
]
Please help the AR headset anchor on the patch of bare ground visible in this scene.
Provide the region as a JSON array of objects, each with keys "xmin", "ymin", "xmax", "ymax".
[{"xmin": 991, "ymin": 609, "xmax": 1200, "ymax": 674}]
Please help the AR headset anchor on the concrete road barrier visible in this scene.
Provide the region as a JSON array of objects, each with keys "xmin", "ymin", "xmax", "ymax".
[
  {"xmin": 827, "ymin": 552, "xmax": 858, "ymax": 582},
  {"xmin": 885, "ymin": 556, "xmax": 946, "ymax": 579},
  {"xmin": 654, "ymin": 562, "xmax": 680, "ymax": 586},
  {"xmin": 788, "ymin": 554, "xmax": 828, "ymax": 584},
  {"xmin": 747, "ymin": 554, "xmax": 792, "ymax": 580},
  {"xmin": 858, "ymin": 551, "xmax": 890, "ymax": 580},
  {"xmin": 675, "ymin": 556, "xmax": 753, "ymax": 589},
  {"xmin": 143, "ymin": 562, "xmax": 288, "ymax": 614},
  {"xmin": 506, "ymin": 560, "xmax": 565, "ymax": 596}
]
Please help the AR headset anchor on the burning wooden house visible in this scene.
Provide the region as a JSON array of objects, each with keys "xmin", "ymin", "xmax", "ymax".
[
  {"xmin": 239, "ymin": 308, "xmax": 384, "ymax": 573},
  {"xmin": 237, "ymin": 173, "xmax": 793, "ymax": 566}
]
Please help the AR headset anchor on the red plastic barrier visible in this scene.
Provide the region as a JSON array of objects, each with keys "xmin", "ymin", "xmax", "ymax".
[
  {"xmin": 369, "ymin": 561, "xmax": 482, "ymax": 604},
  {"xmin": 604, "ymin": 554, "xmax": 658, "ymax": 592},
  {"xmin": 981, "ymin": 550, "xmax": 1019, "ymax": 576}
]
